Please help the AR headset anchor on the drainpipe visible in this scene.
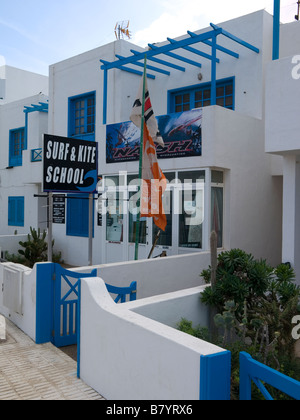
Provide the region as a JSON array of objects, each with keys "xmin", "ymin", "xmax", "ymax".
[{"xmin": 273, "ymin": 0, "xmax": 280, "ymax": 60}]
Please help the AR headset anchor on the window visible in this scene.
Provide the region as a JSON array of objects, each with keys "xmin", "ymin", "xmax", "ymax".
[
  {"xmin": 8, "ymin": 197, "xmax": 24, "ymax": 227},
  {"xmin": 105, "ymin": 176, "xmax": 124, "ymax": 242},
  {"xmin": 9, "ymin": 127, "xmax": 25, "ymax": 167},
  {"xmin": 169, "ymin": 78, "xmax": 234, "ymax": 113},
  {"xmin": 178, "ymin": 171, "xmax": 205, "ymax": 249},
  {"xmin": 69, "ymin": 92, "xmax": 96, "ymax": 139},
  {"xmin": 152, "ymin": 191, "xmax": 172, "ymax": 246}
]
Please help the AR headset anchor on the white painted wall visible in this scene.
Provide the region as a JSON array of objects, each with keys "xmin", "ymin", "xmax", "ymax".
[
  {"xmin": 80, "ymin": 276, "xmax": 225, "ymax": 400},
  {"xmin": 74, "ymin": 251, "xmax": 210, "ymax": 299},
  {"xmin": 0, "ymin": 66, "xmax": 48, "ymax": 104},
  {"xmin": 265, "ymin": 55, "xmax": 300, "ymax": 154},
  {"xmin": 0, "ymin": 262, "xmax": 36, "ymax": 341},
  {"xmin": 203, "ymin": 106, "xmax": 282, "ymax": 266},
  {"xmin": 124, "ymin": 285, "xmax": 209, "ymax": 329},
  {"xmin": 0, "ymin": 65, "xmax": 49, "ymax": 105}
]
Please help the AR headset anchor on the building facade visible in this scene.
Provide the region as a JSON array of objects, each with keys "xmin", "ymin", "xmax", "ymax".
[
  {"xmin": 265, "ymin": 20, "xmax": 300, "ymax": 284},
  {"xmin": 1, "ymin": 10, "xmax": 299, "ymax": 281},
  {"xmin": 0, "ymin": 66, "xmax": 49, "ymax": 255},
  {"xmin": 48, "ymin": 10, "xmax": 283, "ymax": 268}
]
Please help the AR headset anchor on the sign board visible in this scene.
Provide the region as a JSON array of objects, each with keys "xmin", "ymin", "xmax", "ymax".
[
  {"xmin": 106, "ymin": 108, "xmax": 202, "ymax": 163},
  {"xmin": 53, "ymin": 194, "xmax": 65, "ymax": 224},
  {"xmin": 43, "ymin": 134, "xmax": 98, "ymax": 193}
]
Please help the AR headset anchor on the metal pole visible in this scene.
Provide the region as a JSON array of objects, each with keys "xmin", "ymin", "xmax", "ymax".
[
  {"xmin": 134, "ymin": 54, "xmax": 147, "ymax": 261},
  {"xmin": 88, "ymin": 193, "xmax": 93, "ymax": 266},
  {"xmin": 48, "ymin": 192, "xmax": 53, "ymax": 262},
  {"xmin": 211, "ymin": 32, "xmax": 217, "ymax": 106},
  {"xmin": 147, "ymin": 230, "xmax": 161, "ymax": 259}
]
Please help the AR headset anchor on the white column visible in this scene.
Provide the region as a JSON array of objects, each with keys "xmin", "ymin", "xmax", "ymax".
[{"xmin": 282, "ymin": 155, "xmax": 296, "ymax": 265}]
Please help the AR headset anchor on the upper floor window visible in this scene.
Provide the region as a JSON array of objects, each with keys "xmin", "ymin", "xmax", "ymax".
[
  {"xmin": 169, "ymin": 78, "xmax": 234, "ymax": 113},
  {"xmin": 9, "ymin": 127, "xmax": 25, "ymax": 167},
  {"xmin": 68, "ymin": 92, "xmax": 95, "ymax": 139}
]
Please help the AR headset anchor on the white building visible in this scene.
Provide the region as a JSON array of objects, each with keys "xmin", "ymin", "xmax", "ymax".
[
  {"xmin": 265, "ymin": 20, "xmax": 300, "ymax": 283},
  {"xmin": 0, "ymin": 66, "xmax": 48, "ymax": 255},
  {"xmin": 1, "ymin": 9, "xmax": 300, "ymax": 282},
  {"xmin": 48, "ymin": 10, "xmax": 283, "ymax": 268}
]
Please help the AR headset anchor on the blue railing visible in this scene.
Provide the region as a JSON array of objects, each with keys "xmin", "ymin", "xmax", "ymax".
[
  {"xmin": 106, "ymin": 281, "xmax": 137, "ymax": 303},
  {"xmin": 31, "ymin": 148, "xmax": 42, "ymax": 162},
  {"xmin": 239, "ymin": 352, "xmax": 300, "ymax": 400}
]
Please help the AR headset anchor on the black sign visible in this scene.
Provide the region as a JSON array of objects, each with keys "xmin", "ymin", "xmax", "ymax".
[
  {"xmin": 53, "ymin": 195, "xmax": 65, "ymax": 224},
  {"xmin": 43, "ymin": 134, "xmax": 98, "ymax": 193}
]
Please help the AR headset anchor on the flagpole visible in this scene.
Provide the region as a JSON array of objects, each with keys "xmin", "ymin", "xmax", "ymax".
[{"xmin": 135, "ymin": 54, "xmax": 147, "ymax": 260}]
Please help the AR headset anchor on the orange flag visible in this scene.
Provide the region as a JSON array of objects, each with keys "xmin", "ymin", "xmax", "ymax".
[
  {"xmin": 130, "ymin": 78, "xmax": 167, "ymax": 231},
  {"xmin": 140, "ymin": 123, "xmax": 167, "ymax": 231}
]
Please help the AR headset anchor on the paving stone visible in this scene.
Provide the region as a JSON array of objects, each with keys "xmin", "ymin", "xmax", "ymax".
[{"xmin": 0, "ymin": 318, "xmax": 105, "ymax": 400}]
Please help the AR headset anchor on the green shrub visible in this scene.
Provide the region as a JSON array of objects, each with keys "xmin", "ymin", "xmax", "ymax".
[
  {"xmin": 200, "ymin": 249, "xmax": 300, "ymax": 360},
  {"xmin": 176, "ymin": 249, "xmax": 300, "ymax": 399},
  {"xmin": 17, "ymin": 227, "xmax": 64, "ymax": 268}
]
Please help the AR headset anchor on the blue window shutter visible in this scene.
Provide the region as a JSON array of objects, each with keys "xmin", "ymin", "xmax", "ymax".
[
  {"xmin": 8, "ymin": 198, "xmax": 15, "ymax": 225},
  {"xmin": 66, "ymin": 194, "xmax": 94, "ymax": 238},
  {"xmin": 9, "ymin": 128, "xmax": 25, "ymax": 167},
  {"xmin": 17, "ymin": 197, "xmax": 25, "ymax": 226},
  {"xmin": 8, "ymin": 197, "xmax": 24, "ymax": 226}
]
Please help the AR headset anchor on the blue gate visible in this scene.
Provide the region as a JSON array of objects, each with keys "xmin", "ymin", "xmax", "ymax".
[
  {"xmin": 53, "ymin": 264, "xmax": 97, "ymax": 347},
  {"xmin": 52, "ymin": 264, "xmax": 137, "ymax": 348}
]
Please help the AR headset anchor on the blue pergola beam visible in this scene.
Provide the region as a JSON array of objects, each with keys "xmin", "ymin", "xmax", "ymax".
[
  {"xmin": 167, "ymin": 37, "xmax": 220, "ymax": 63},
  {"xmin": 115, "ymin": 54, "xmax": 170, "ymax": 75},
  {"xmin": 273, "ymin": 0, "xmax": 280, "ymax": 60},
  {"xmin": 210, "ymin": 23, "xmax": 260, "ymax": 54},
  {"xmin": 211, "ymin": 34, "xmax": 217, "ymax": 106},
  {"xmin": 100, "ymin": 28, "xmax": 221, "ymax": 72},
  {"xmin": 100, "ymin": 24, "xmax": 259, "ymax": 124},
  {"xmin": 100, "ymin": 59, "xmax": 155, "ymax": 79},
  {"xmin": 148, "ymin": 43, "xmax": 202, "ymax": 68},
  {"xmin": 187, "ymin": 31, "xmax": 239, "ymax": 59},
  {"xmin": 131, "ymin": 50, "xmax": 186, "ymax": 72},
  {"xmin": 24, "ymin": 102, "xmax": 49, "ymax": 114}
]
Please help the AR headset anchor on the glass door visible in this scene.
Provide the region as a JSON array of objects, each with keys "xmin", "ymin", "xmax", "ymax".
[
  {"xmin": 151, "ymin": 190, "xmax": 173, "ymax": 258},
  {"xmin": 128, "ymin": 187, "xmax": 152, "ymax": 260}
]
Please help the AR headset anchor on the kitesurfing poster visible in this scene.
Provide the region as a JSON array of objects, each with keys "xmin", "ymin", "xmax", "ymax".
[{"xmin": 106, "ymin": 108, "xmax": 202, "ymax": 163}]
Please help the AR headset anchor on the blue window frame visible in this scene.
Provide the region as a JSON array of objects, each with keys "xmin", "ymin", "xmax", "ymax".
[
  {"xmin": 68, "ymin": 92, "xmax": 96, "ymax": 140},
  {"xmin": 8, "ymin": 197, "xmax": 24, "ymax": 227},
  {"xmin": 66, "ymin": 194, "xmax": 94, "ymax": 238},
  {"xmin": 168, "ymin": 78, "xmax": 234, "ymax": 113},
  {"xmin": 9, "ymin": 127, "xmax": 26, "ymax": 167}
]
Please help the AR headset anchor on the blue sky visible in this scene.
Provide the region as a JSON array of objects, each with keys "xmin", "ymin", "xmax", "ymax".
[{"xmin": 0, "ymin": 0, "xmax": 296, "ymax": 75}]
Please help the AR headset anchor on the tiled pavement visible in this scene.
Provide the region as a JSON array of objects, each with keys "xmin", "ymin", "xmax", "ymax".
[{"xmin": 0, "ymin": 318, "xmax": 105, "ymax": 400}]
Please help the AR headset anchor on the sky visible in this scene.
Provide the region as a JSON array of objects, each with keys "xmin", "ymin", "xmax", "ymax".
[{"xmin": 0, "ymin": 0, "xmax": 297, "ymax": 75}]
